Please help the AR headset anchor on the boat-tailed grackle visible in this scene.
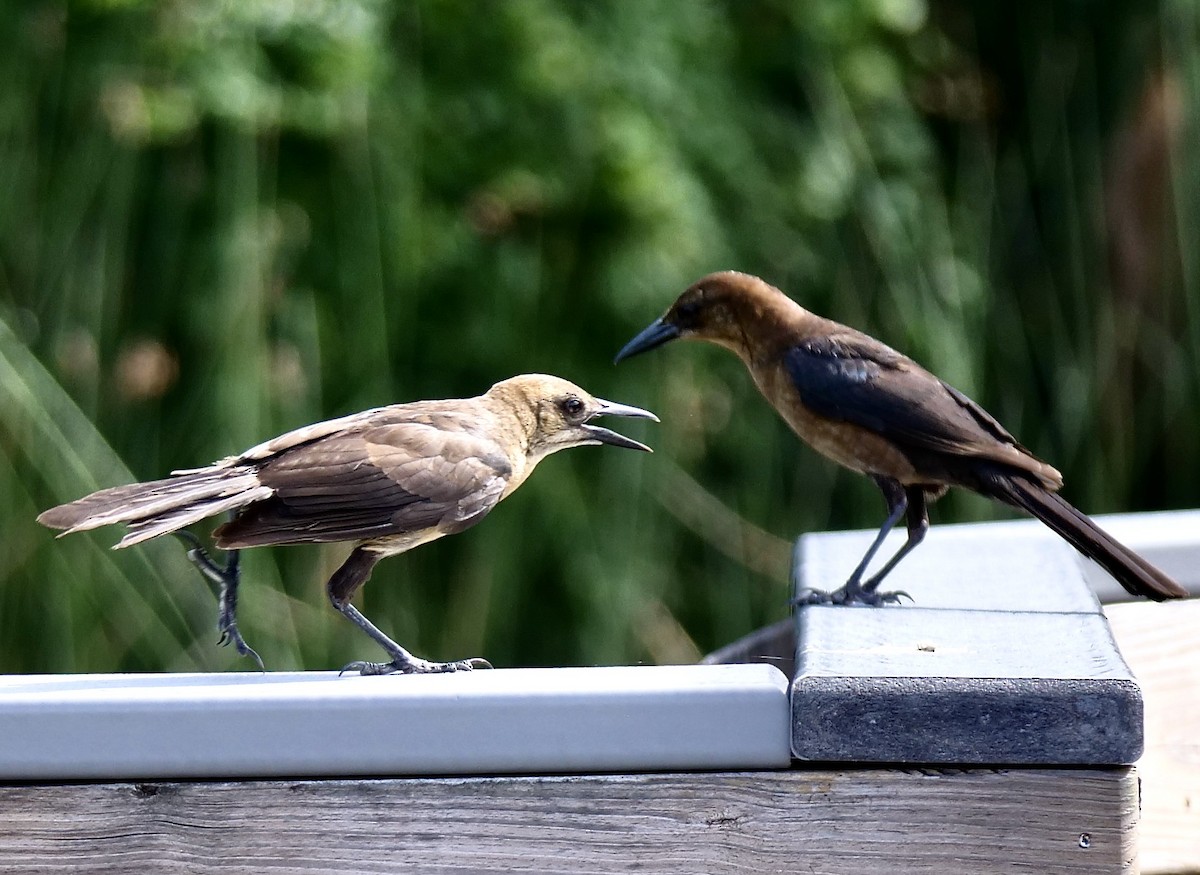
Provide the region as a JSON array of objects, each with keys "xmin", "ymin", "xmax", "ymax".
[
  {"xmin": 615, "ymin": 270, "xmax": 1186, "ymax": 604},
  {"xmin": 39, "ymin": 375, "xmax": 659, "ymax": 673}
]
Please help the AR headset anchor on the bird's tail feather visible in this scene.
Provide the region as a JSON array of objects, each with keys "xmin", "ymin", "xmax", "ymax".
[
  {"xmin": 37, "ymin": 466, "xmax": 273, "ymax": 549},
  {"xmin": 980, "ymin": 472, "xmax": 1185, "ymax": 601}
]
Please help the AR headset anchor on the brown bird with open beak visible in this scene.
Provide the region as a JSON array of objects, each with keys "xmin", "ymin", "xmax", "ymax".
[
  {"xmin": 38, "ymin": 375, "xmax": 658, "ymax": 673},
  {"xmin": 615, "ymin": 271, "xmax": 1185, "ymax": 605}
]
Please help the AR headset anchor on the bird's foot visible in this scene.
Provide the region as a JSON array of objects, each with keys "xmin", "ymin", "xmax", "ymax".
[
  {"xmin": 216, "ymin": 612, "xmax": 265, "ymax": 671},
  {"xmin": 339, "ymin": 655, "xmax": 493, "ymax": 677},
  {"xmin": 175, "ymin": 530, "xmax": 265, "ymax": 670},
  {"xmin": 792, "ymin": 584, "xmax": 912, "ymax": 607}
]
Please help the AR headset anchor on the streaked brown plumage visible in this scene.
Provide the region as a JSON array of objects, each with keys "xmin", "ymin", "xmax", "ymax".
[
  {"xmin": 615, "ymin": 270, "xmax": 1185, "ymax": 604},
  {"xmin": 39, "ymin": 374, "xmax": 659, "ymax": 673}
]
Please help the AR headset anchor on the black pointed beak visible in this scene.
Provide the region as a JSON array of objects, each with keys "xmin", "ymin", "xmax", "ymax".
[
  {"xmin": 583, "ymin": 398, "xmax": 659, "ymax": 452},
  {"xmin": 613, "ymin": 318, "xmax": 680, "ymax": 364}
]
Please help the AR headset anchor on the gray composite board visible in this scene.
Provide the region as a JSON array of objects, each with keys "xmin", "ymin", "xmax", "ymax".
[
  {"xmin": 0, "ymin": 664, "xmax": 790, "ymax": 780},
  {"xmin": 791, "ymin": 513, "xmax": 1155, "ymax": 764}
]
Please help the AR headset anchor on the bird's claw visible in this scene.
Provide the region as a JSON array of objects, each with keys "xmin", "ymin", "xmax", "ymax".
[
  {"xmin": 176, "ymin": 529, "xmax": 264, "ymax": 669},
  {"xmin": 215, "ymin": 585, "xmax": 264, "ymax": 669},
  {"xmin": 792, "ymin": 585, "xmax": 912, "ymax": 607},
  {"xmin": 338, "ymin": 660, "xmax": 388, "ymax": 677},
  {"xmin": 339, "ymin": 655, "xmax": 493, "ymax": 677},
  {"xmin": 216, "ymin": 620, "xmax": 265, "ymax": 671}
]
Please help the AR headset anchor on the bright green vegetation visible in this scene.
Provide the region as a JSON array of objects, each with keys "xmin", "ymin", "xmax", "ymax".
[{"xmin": 1, "ymin": 1, "xmax": 1196, "ymax": 672}]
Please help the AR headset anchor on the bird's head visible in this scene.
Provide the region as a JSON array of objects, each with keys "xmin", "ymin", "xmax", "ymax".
[
  {"xmin": 487, "ymin": 375, "xmax": 658, "ymax": 458},
  {"xmin": 614, "ymin": 270, "xmax": 789, "ymax": 363}
]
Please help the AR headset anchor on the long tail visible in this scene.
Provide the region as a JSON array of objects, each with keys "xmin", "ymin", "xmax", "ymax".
[
  {"xmin": 979, "ymin": 471, "xmax": 1186, "ymax": 601},
  {"xmin": 37, "ymin": 466, "xmax": 272, "ymax": 549}
]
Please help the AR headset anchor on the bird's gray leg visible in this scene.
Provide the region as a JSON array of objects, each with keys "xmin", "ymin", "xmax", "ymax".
[
  {"xmin": 174, "ymin": 528, "xmax": 265, "ymax": 670},
  {"xmin": 859, "ymin": 486, "xmax": 928, "ymax": 597},
  {"xmin": 328, "ymin": 547, "xmax": 492, "ymax": 676},
  {"xmin": 793, "ymin": 477, "xmax": 914, "ymax": 607}
]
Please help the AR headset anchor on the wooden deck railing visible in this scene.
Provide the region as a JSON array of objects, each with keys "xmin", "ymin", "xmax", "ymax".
[{"xmin": 0, "ymin": 509, "xmax": 1196, "ymax": 873}]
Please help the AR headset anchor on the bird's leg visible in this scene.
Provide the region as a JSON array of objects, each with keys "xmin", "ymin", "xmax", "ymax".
[
  {"xmin": 793, "ymin": 477, "xmax": 913, "ymax": 607},
  {"xmin": 859, "ymin": 486, "xmax": 928, "ymax": 596},
  {"xmin": 328, "ymin": 547, "xmax": 492, "ymax": 676},
  {"xmin": 174, "ymin": 529, "xmax": 265, "ymax": 670}
]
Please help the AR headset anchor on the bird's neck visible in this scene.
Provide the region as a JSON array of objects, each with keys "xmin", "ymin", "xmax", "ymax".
[
  {"xmin": 481, "ymin": 389, "xmax": 536, "ymax": 458},
  {"xmin": 710, "ymin": 297, "xmax": 830, "ymax": 404},
  {"xmin": 717, "ymin": 295, "xmax": 818, "ymax": 367},
  {"xmin": 477, "ymin": 390, "xmax": 540, "ymax": 500}
]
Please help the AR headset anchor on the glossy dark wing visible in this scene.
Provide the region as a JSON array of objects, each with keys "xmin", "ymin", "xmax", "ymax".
[
  {"xmin": 215, "ymin": 421, "xmax": 512, "ymax": 548},
  {"xmin": 784, "ymin": 333, "xmax": 1025, "ymax": 457}
]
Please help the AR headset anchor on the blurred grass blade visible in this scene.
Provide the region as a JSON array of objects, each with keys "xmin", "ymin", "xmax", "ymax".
[{"xmin": 0, "ymin": 314, "xmax": 211, "ymax": 669}]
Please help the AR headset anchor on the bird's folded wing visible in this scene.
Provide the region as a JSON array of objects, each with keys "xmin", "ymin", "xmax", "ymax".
[
  {"xmin": 215, "ymin": 422, "xmax": 512, "ymax": 548},
  {"xmin": 784, "ymin": 334, "xmax": 1036, "ymax": 463}
]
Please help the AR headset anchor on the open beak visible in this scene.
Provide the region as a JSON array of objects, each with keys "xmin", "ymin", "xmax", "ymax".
[
  {"xmin": 613, "ymin": 318, "xmax": 680, "ymax": 364},
  {"xmin": 583, "ymin": 398, "xmax": 659, "ymax": 452}
]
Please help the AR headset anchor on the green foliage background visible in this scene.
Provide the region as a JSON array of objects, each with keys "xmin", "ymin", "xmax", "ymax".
[{"xmin": 2, "ymin": 0, "xmax": 1197, "ymax": 672}]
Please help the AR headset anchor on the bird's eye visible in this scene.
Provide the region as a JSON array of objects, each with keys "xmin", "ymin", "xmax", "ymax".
[
  {"xmin": 561, "ymin": 396, "xmax": 585, "ymax": 418},
  {"xmin": 675, "ymin": 300, "xmax": 703, "ymax": 326}
]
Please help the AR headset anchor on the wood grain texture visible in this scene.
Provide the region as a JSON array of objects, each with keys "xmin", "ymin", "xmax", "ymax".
[
  {"xmin": 1105, "ymin": 598, "xmax": 1200, "ymax": 874},
  {"xmin": 0, "ymin": 768, "xmax": 1136, "ymax": 874}
]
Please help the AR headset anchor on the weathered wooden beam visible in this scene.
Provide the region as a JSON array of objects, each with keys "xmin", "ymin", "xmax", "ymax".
[{"xmin": 0, "ymin": 769, "xmax": 1136, "ymax": 874}]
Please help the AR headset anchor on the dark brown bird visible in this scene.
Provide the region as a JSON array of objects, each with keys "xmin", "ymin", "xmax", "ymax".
[
  {"xmin": 615, "ymin": 271, "xmax": 1185, "ymax": 604},
  {"xmin": 38, "ymin": 375, "xmax": 659, "ymax": 673}
]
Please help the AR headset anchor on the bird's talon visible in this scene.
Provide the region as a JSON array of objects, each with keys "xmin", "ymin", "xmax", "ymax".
[
  {"xmin": 338, "ymin": 655, "xmax": 491, "ymax": 676},
  {"xmin": 792, "ymin": 583, "xmax": 912, "ymax": 607},
  {"xmin": 791, "ymin": 588, "xmax": 834, "ymax": 606},
  {"xmin": 215, "ymin": 617, "xmax": 265, "ymax": 669},
  {"xmin": 239, "ymin": 645, "xmax": 266, "ymax": 672},
  {"xmin": 340, "ymin": 660, "xmax": 386, "ymax": 676}
]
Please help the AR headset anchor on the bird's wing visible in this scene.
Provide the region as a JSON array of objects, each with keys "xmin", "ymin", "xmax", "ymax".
[
  {"xmin": 784, "ymin": 333, "xmax": 1037, "ymax": 462},
  {"xmin": 171, "ymin": 407, "xmax": 394, "ymax": 473},
  {"xmin": 214, "ymin": 420, "xmax": 512, "ymax": 548}
]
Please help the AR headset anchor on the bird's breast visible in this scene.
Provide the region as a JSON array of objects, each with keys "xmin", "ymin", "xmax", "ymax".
[
  {"xmin": 364, "ymin": 527, "xmax": 450, "ymax": 557},
  {"xmin": 788, "ymin": 405, "xmax": 921, "ymax": 480},
  {"xmin": 497, "ymin": 452, "xmax": 532, "ymax": 500}
]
